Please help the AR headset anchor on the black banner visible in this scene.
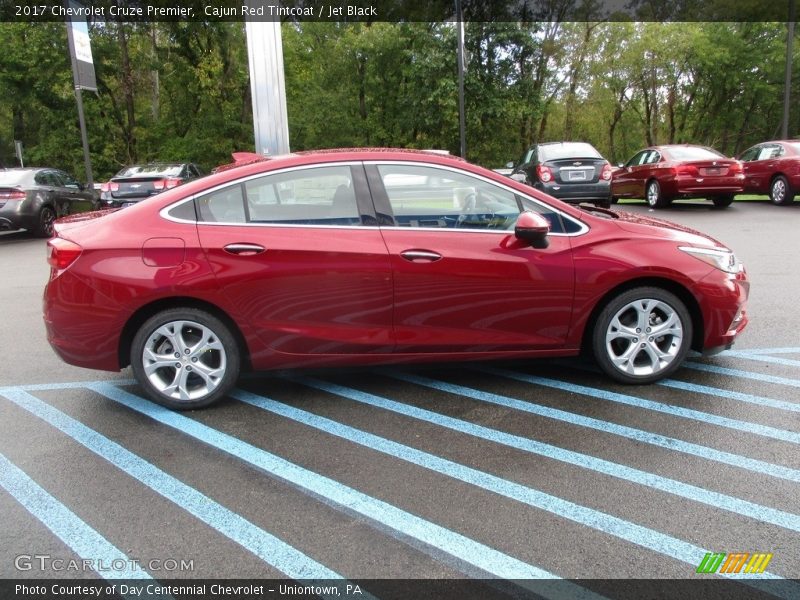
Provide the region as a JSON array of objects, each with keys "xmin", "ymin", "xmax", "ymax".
[
  {"xmin": 0, "ymin": 578, "xmax": 793, "ymax": 600},
  {"xmin": 1, "ymin": 0, "xmax": 798, "ymax": 23}
]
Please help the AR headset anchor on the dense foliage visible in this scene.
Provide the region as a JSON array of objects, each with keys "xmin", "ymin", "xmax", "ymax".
[{"xmin": 0, "ymin": 20, "xmax": 797, "ymax": 180}]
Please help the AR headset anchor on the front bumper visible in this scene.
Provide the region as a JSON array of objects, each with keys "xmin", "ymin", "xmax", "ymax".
[{"xmin": 693, "ymin": 267, "xmax": 749, "ymax": 351}]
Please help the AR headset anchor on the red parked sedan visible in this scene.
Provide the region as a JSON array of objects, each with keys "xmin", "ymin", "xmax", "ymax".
[
  {"xmin": 738, "ymin": 140, "xmax": 800, "ymax": 205},
  {"xmin": 612, "ymin": 144, "xmax": 745, "ymax": 208},
  {"xmin": 44, "ymin": 149, "xmax": 749, "ymax": 409}
]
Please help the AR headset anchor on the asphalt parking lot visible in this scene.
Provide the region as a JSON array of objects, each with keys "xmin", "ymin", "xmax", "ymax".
[{"xmin": 1, "ymin": 199, "xmax": 798, "ymax": 599}]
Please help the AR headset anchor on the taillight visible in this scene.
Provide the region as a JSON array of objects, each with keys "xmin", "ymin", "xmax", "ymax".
[
  {"xmin": 100, "ymin": 182, "xmax": 109, "ymax": 192},
  {"xmin": 101, "ymin": 182, "xmax": 120, "ymax": 192},
  {"xmin": 0, "ymin": 190, "xmax": 25, "ymax": 201},
  {"xmin": 536, "ymin": 165, "xmax": 553, "ymax": 183},
  {"xmin": 153, "ymin": 178, "xmax": 182, "ymax": 191},
  {"xmin": 47, "ymin": 237, "xmax": 83, "ymax": 270},
  {"xmin": 674, "ymin": 164, "xmax": 698, "ymax": 177},
  {"xmin": 601, "ymin": 163, "xmax": 612, "ymax": 181},
  {"xmin": 729, "ymin": 161, "xmax": 743, "ymax": 175}
]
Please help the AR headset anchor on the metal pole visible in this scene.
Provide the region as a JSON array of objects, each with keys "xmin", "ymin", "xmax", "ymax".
[
  {"xmin": 74, "ymin": 87, "xmax": 93, "ymax": 189},
  {"xmin": 245, "ymin": 1, "xmax": 290, "ymax": 156},
  {"xmin": 783, "ymin": 0, "xmax": 796, "ymax": 139},
  {"xmin": 456, "ymin": 0, "xmax": 466, "ymax": 158}
]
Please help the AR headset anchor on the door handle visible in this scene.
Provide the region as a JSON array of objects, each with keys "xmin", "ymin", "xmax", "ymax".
[
  {"xmin": 224, "ymin": 243, "xmax": 266, "ymax": 256},
  {"xmin": 400, "ymin": 250, "xmax": 442, "ymax": 262}
]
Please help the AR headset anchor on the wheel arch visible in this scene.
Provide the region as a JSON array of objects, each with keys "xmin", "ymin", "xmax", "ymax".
[
  {"xmin": 118, "ymin": 296, "xmax": 252, "ymax": 371},
  {"xmin": 580, "ymin": 277, "xmax": 705, "ymax": 354}
]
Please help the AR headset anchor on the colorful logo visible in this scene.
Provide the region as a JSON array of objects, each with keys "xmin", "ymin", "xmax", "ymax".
[{"xmin": 696, "ymin": 552, "xmax": 773, "ymax": 574}]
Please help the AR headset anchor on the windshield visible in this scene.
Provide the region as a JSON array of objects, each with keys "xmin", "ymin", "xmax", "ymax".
[
  {"xmin": 539, "ymin": 143, "xmax": 602, "ymax": 161},
  {"xmin": 665, "ymin": 147, "xmax": 725, "ymax": 161},
  {"xmin": 116, "ymin": 164, "xmax": 183, "ymax": 177},
  {"xmin": 0, "ymin": 170, "xmax": 32, "ymax": 186}
]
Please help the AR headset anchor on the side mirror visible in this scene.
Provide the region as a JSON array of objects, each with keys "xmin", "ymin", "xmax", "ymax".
[
  {"xmin": 505, "ymin": 161, "xmax": 514, "ymax": 169},
  {"xmin": 509, "ymin": 173, "xmax": 527, "ymax": 183},
  {"xmin": 514, "ymin": 211, "xmax": 550, "ymax": 249},
  {"xmin": 616, "ymin": 163, "xmax": 624, "ymax": 168}
]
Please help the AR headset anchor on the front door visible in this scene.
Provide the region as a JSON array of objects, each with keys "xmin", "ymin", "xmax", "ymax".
[{"xmin": 367, "ymin": 162, "xmax": 576, "ymax": 353}]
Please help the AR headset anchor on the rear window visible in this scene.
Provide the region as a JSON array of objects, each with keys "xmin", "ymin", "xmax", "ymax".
[
  {"xmin": 0, "ymin": 170, "xmax": 31, "ymax": 186},
  {"xmin": 665, "ymin": 147, "xmax": 725, "ymax": 161},
  {"xmin": 538, "ymin": 143, "xmax": 602, "ymax": 161},
  {"xmin": 116, "ymin": 165, "xmax": 183, "ymax": 178}
]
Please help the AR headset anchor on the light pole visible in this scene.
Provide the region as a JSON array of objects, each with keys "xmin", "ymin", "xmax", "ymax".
[{"xmin": 782, "ymin": 0, "xmax": 796, "ymax": 139}]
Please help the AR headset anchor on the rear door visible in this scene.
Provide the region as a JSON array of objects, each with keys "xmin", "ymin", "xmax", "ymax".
[
  {"xmin": 194, "ymin": 162, "xmax": 394, "ymax": 356},
  {"xmin": 367, "ymin": 161, "xmax": 577, "ymax": 353}
]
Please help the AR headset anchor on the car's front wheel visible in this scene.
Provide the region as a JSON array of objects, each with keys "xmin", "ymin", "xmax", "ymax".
[
  {"xmin": 769, "ymin": 175, "xmax": 795, "ymax": 205},
  {"xmin": 130, "ymin": 308, "xmax": 240, "ymax": 410},
  {"xmin": 592, "ymin": 287, "xmax": 692, "ymax": 384}
]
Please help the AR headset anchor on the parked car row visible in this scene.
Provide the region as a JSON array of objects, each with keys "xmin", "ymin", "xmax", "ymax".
[
  {"xmin": 0, "ymin": 161, "xmax": 203, "ymax": 237},
  {"xmin": 505, "ymin": 139, "xmax": 800, "ymax": 209}
]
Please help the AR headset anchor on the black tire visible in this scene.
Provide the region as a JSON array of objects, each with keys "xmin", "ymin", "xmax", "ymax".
[
  {"xmin": 645, "ymin": 180, "xmax": 669, "ymax": 208},
  {"xmin": 130, "ymin": 308, "xmax": 241, "ymax": 410},
  {"xmin": 592, "ymin": 287, "xmax": 692, "ymax": 384},
  {"xmin": 34, "ymin": 205, "xmax": 56, "ymax": 238},
  {"xmin": 610, "ymin": 196, "xmax": 619, "ymax": 205},
  {"xmin": 595, "ymin": 197, "xmax": 612, "ymax": 209},
  {"xmin": 711, "ymin": 194, "xmax": 734, "ymax": 208},
  {"xmin": 769, "ymin": 175, "xmax": 795, "ymax": 206}
]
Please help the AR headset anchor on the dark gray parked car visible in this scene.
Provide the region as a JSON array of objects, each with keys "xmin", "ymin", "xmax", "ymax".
[
  {"xmin": 510, "ymin": 141, "xmax": 613, "ymax": 208},
  {"xmin": 99, "ymin": 162, "xmax": 203, "ymax": 208},
  {"xmin": 0, "ymin": 168, "xmax": 97, "ymax": 237}
]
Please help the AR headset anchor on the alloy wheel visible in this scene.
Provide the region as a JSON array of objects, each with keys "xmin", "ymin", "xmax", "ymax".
[
  {"xmin": 142, "ymin": 320, "xmax": 227, "ymax": 402},
  {"xmin": 604, "ymin": 298, "xmax": 684, "ymax": 378}
]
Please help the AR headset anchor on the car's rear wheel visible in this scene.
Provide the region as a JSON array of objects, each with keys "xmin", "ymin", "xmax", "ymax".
[
  {"xmin": 769, "ymin": 175, "xmax": 794, "ymax": 205},
  {"xmin": 595, "ymin": 197, "xmax": 612, "ymax": 209},
  {"xmin": 34, "ymin": 206, "xmax": 56, "ymax": 238},
  {"xmin": 645, "ymin": 180, "xmax": 668, "ymax": 208},
  {"xmin": 130, "ymin": 308, "xmax": 240, "ymax": 410},
  {"xmin": 711, "ymin": 194, "xmax": 734, "ymax": 207},
  {"xmin": 610, "ymin": 196, "xmax": 619, "ymax": 204},
  {"xmin": 592, "ymin": 287, "xmax": 692, "ymax": 384}
]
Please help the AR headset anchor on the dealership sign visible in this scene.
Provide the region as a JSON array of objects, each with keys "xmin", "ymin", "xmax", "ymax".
[{"xmin": 65, "ymin": 0, "xmax": 96, "ymax": 91}]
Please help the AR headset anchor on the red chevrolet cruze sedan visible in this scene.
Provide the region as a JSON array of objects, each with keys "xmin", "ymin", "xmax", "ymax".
[{"xmin": 44, "ymin": 149, "xmax": 749, "ymax": 409}]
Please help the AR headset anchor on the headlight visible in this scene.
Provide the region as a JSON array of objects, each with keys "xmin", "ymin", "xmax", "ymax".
[{"xmin": 679, "ymin": 246, "xmax": 742, "ymax": 274}]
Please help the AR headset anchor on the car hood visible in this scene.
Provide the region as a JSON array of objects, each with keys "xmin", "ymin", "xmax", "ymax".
[{"xmin": 610, "ymin": 209, "xmax": 727, "ymax": 249}]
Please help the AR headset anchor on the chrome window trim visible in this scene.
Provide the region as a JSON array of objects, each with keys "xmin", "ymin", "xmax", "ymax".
[
  {"xmin": 160, "ymin": 161, "xmax": 368, "ymax": 228},
  {"xmin": 160, "ymin": 159, "xmax": 589, "ymax": 237}
]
